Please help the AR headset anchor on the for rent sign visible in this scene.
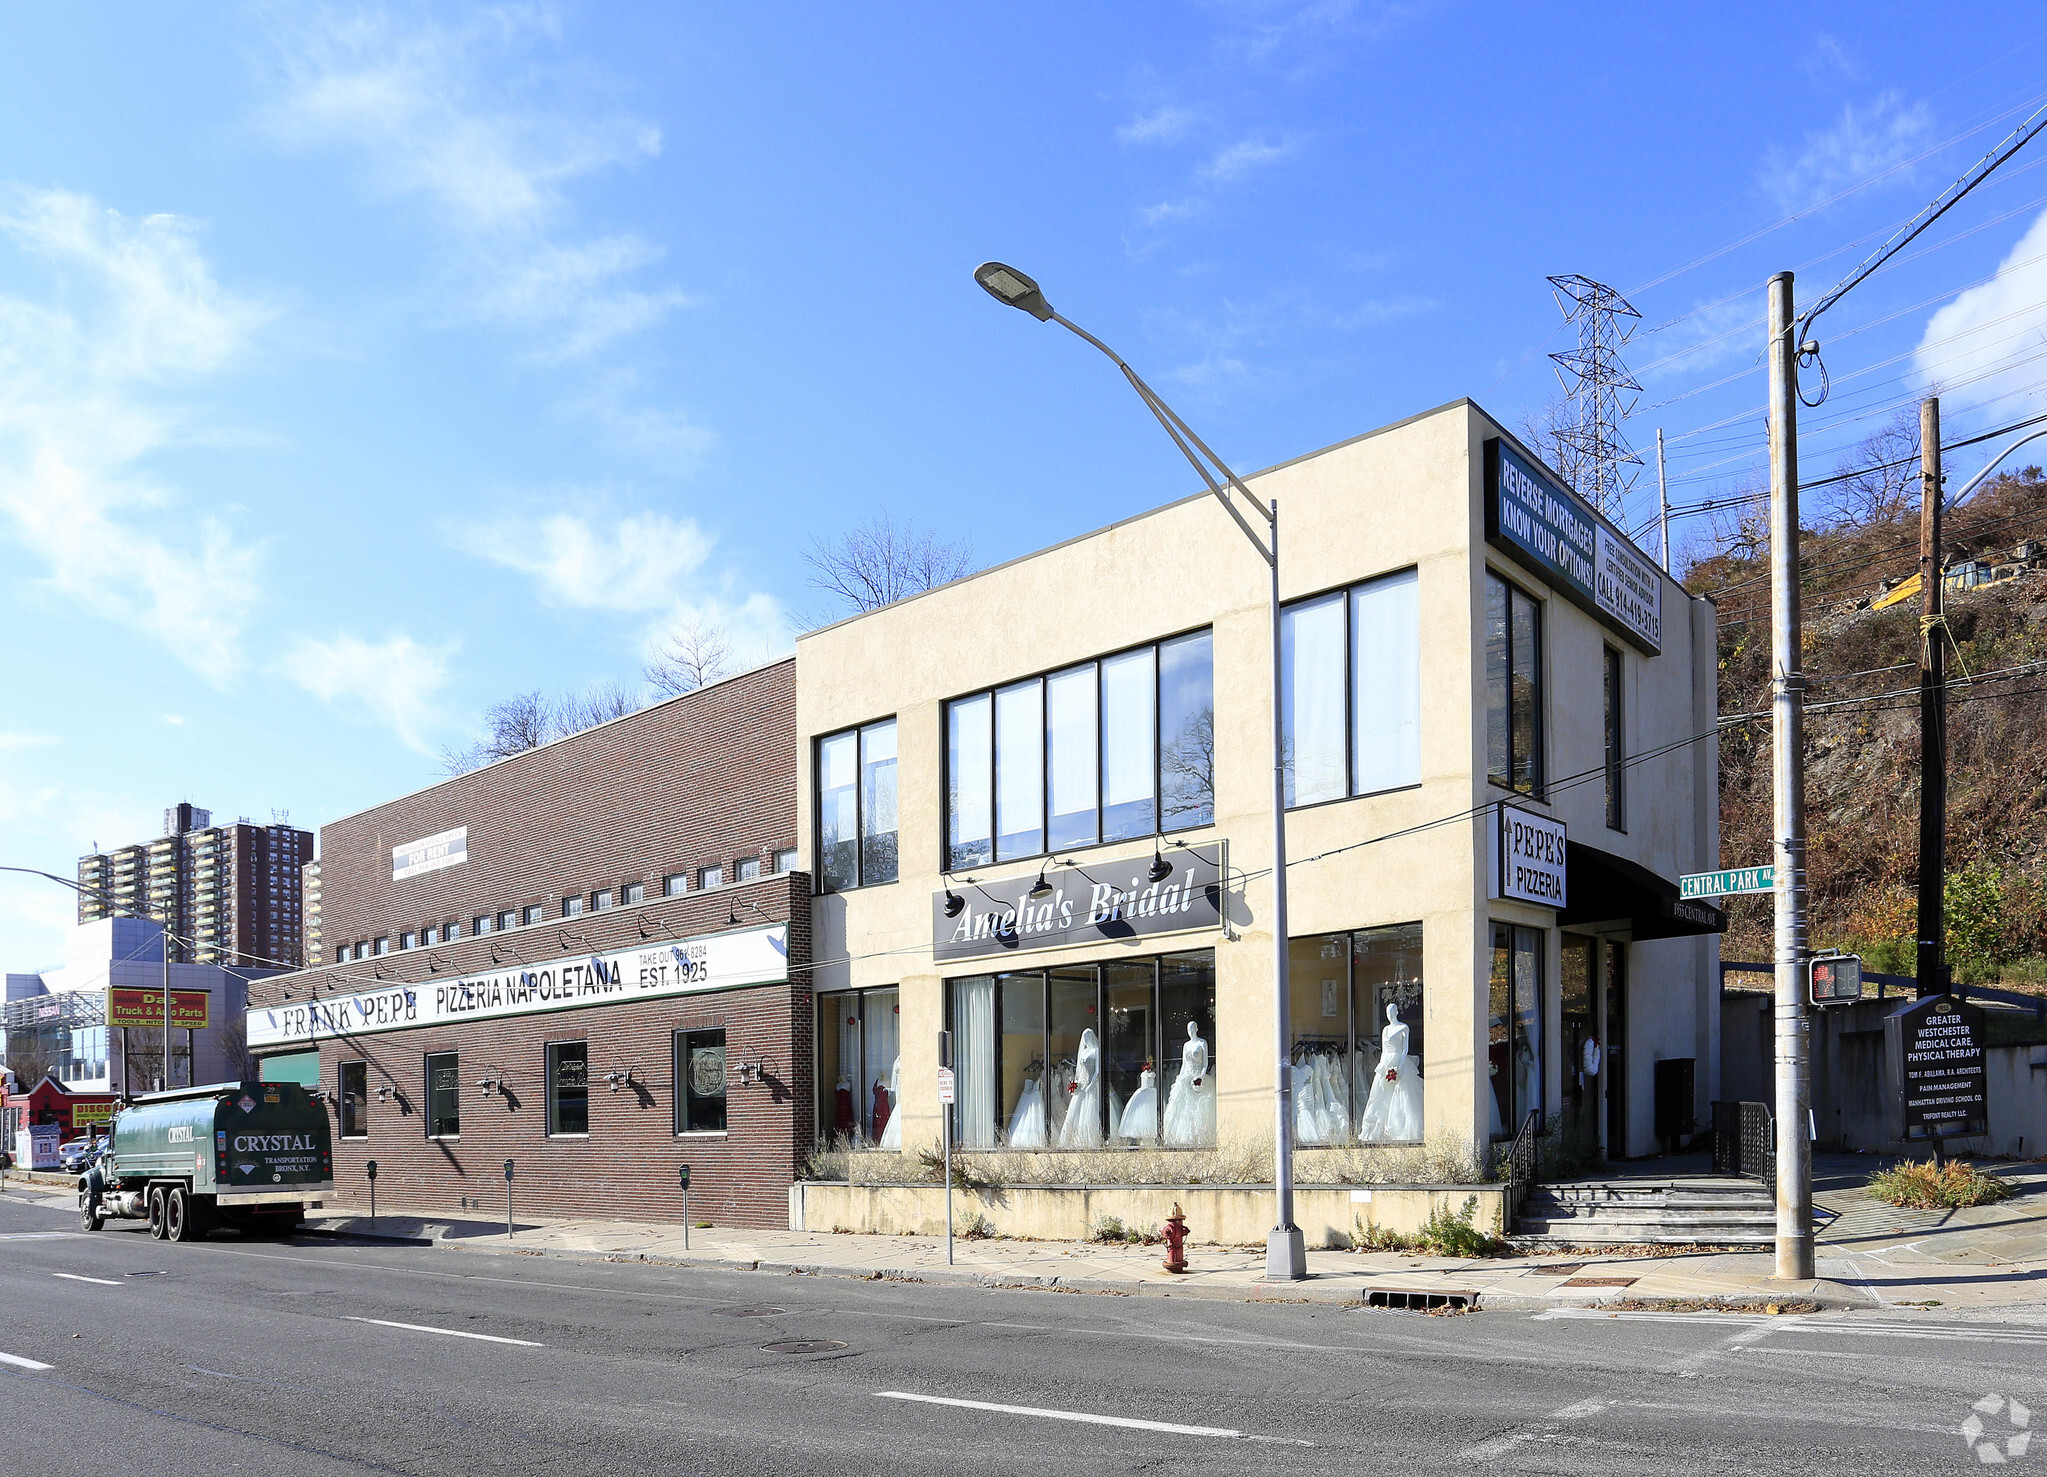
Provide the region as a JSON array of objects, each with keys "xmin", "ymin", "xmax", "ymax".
[{"xmin": 1491, "ymin": 804, "xmax": 1568, "ymax": 908}]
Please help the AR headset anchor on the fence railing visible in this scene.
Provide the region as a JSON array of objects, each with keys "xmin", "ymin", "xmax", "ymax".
[
  {"xmin": 1712, "ymin": 1100, "xmax": 1775, "ymax": 1181},
  {"xmin": 1506, "ymin": 1109, "xmax": 1541, "ymax": 1217}
]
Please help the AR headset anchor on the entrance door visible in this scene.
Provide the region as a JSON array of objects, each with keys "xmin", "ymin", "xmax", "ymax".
[
  {"xmin": 1560, "ymin": 936, "xmax": 1598, "ymax": 1162},
  {"xmin": 1603, "ymin": 939, "xmax": 1628, "ymax": 1157}
]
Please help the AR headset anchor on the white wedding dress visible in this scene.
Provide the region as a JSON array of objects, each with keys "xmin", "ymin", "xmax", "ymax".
[
  {"xmin": 1162, "ymin": 1022, "xmax": 1216, "ymax": 1146},
  {"xmin": 1057, "ymin": 1029, "xmax": 1106, "ymax": 1148},
  {"xmin": 1117, "ymin": 1068, "xmax": 1160, "ymax": 1140},
  {"xmin": 1008, "ymin": 1073, "xmax": 1049, "ymax": 1148},
  {"xmin": 1357, "ymin": 1005, "xmax": 1423, "ymax": 1143},
  {"xmin": 876, "ymin": 1055, "xmax": 902, "ymax": 1149}
]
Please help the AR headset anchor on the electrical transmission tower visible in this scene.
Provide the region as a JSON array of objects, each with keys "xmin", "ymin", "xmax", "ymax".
[{"xmin": 1546, "ymin": 274, "xmax": 1643, "ymax": 517}]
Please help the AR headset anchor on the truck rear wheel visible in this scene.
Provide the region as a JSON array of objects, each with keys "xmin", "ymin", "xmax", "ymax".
[
  {"xmin": 165, "ymin": 1186, "xmax": 196, "ymax": 1242},
  {"xmin": 147, "ymin": 1186, "xmax": 167, "ymax": 1239}
]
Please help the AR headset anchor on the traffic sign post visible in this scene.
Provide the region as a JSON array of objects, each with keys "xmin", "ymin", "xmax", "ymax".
[
  {"xmin": 1679, "ymin": 865, "xmax": 1775, "ymax": 900},
  {"xmin": 938, "ymin": 1031, "xmax": 954, "ymax": 1266}
]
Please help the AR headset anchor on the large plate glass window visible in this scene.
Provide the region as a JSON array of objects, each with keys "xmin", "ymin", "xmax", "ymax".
[
  {"xmin": 1486, "ymin": 573, "xmax": 1544, "ymax": 797},
  {"xmin": 1285, "ymin": 924, "xmax": 1425, "ymax": 1145},
  {"xmin": 546, "ymin": 1041, "xmax": 588, "ymax": 1136},
  {"xmin": 944, "ymin": 631, "xmax": 1213, "ymax": 871},
  {"xmin": 818, "ymin": 719, "xmax": 899, "ymax": 891},
  {"xmin": 425, "ymin": 1051, "xmax": 460, "ymax": 1139},
  {"xmin": 1280, "ymin": 569, "xmax": 1420, "ymax": 808},
  {"xmin": 339, "ymin": 1059, "xmax": 368, "ymax": 1139},
  {"xmin": 816, "ymin": 987, "xmax": 900, "ymax": 1143},
  {"xmin": 946, "ymin": 950, "xmax": 1216, "ymax": 1150},
  {"xmin": 1488, "ymin": 923, "xmax": 1545, "ymax": 1136},
  {"xmin": 676, "ymin": 1029, "xmax": 728, "ymax": 1133}
]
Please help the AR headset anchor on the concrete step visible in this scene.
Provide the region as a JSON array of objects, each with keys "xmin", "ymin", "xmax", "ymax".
[
  {"xmin": 1523, "ymin": 1195, "xmax": 1773, "ymax": 1215},
  {"xmin": 1511, "ymin": 1218, "xmax": 1774, "ymax": 1245}
]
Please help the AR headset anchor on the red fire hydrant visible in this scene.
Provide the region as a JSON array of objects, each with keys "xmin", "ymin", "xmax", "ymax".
[{"xmin": 1161, "ymin": 1203, "xmax": 1190, "ymax": 1274}]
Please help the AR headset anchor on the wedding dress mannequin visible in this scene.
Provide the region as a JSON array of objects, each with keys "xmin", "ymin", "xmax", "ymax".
[
  {"xmin": 1357, "ymin": 1004, "xmax": 1423, "ymax": 1143},
  {"xmin": 1315, "ymin": 1053, "xmax": 1350, "ymax": 1144},
  {"xmin": 1292, "ymin": 1055, "xmax": 1323, "ymax": 1145},
  {"xmin": 1057, "ymin": 1029, "xmax": 1105, "ymax": 1148},
  {"xmin": 1007, "ymin": 1064, "xmax": 1049, "ymax": 1148},
  {"xmin": 1117, "ymin": 1067, "xmax": 1159, "ymax": 1141},
  {"xmin": 1162, "ymin": 1022, "xmax": 1216, "ymax": 1146},
  {"xmin": 876, "ymin": 1056, "xmax": 902, "ymax": 1149}
]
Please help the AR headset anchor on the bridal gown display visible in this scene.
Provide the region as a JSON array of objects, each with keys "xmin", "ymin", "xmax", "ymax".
[
  {"xmin": 1357, "ymin": 1004, "xmax": 1423, "ymax": 1143},
  {"xmin": 876, "ymin": 1056, "xmax": 902, "ymax": 1149},
  {"xmin": 1117, "ymin": 1069, "xmax": 1160, "ymax": 1140},
  {"xmin": 1007, "ymin": 1072, "xmax": 1050, "ymax": 1148},
  {"xmin": 1162, "ymin": 1022, "xmax": 1216, "ymax": 1146},
  {"xmin": 1057, "ymin": 1029, "xmax": 1106, "ymax": 1148},
  {"xmin": 1316, "ymin": 1055, "xmax": 1350, "ymax": 1142},
  {"xmin": 1294, "ymin": 1056, "xmax": 1344, "ymax": 1145}
]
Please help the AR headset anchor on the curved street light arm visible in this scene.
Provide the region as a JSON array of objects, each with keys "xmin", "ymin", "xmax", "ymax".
[{"xmin": 1948, "ymin": 425, "xmax": 2047, "ymax": 510}]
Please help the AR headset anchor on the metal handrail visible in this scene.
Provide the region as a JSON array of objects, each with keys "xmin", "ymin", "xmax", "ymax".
[{"xmin": 1506, "ymin": 1109, "xmax": 1541, "ymax": 1216}]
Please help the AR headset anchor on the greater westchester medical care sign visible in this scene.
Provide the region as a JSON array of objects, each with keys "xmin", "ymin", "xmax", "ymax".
[
  {"xmin": 1484, "ymin": 437, "xmax": 1662, "ymax": 656},
  {"xmin": 245, "ymin": 925, "xmax": 787, "ymax": 1049}
]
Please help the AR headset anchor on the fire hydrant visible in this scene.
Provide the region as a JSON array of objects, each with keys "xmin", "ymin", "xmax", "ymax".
[{"xmin": 1161, "ymin": 1203, "xmax": 1190, "ymax": 1274}]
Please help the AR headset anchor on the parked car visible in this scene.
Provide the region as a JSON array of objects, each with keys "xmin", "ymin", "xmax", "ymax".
[{"xmin": 58, "ymin": 1137, "xmax": 103, "ymax": 1174}]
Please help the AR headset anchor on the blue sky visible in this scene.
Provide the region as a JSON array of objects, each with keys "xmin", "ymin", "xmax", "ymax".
[{"xmin": 4, "ymin": 2, "xmax": 2046, "ymax": 970}]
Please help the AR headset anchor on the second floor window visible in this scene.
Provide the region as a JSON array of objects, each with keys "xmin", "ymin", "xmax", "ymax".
[
  {"xmin": 1280, "ymin": 568, "xmax": 1420, "ymax": 808},
  {"xmin": 1486, "ymin": 572, "xmax": 1544, "ymax": 797},
  {"xmin": 945, "ymin": 630, "xmax": 1213, "ymax": 871},
  {"xmin": 818, "ymin": 718, "xmax": 898, "ymax": 891}
]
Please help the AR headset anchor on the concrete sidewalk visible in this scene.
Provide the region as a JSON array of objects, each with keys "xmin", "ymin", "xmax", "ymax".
[{"xmin": 17, "ymin": 1160, "xmax": 2047, "ymax": 1313}]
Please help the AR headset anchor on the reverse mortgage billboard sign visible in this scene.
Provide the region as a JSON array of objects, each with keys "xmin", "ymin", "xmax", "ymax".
[{"xmin": 1485, "ymin": 437, "xmax": 1663, "ymax": 655}]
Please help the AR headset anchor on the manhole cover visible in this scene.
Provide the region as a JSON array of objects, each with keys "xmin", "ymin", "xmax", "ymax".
[
  {"xmin": 1563, "ymin": 1276, "xmax": 1638, "ymax": 1288},
  {"xmin": 713, "ymin": 1307, "xmax": 786, "ymax": 1318},
  {"xmin": 760, "ymin": 1340, "xmax": 846, "ymax": 1354}
]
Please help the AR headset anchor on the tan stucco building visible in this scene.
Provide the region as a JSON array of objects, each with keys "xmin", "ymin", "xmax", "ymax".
[{"xmin": 796, "ymin": 399, "xmax": 1720, "ymax": 1178}]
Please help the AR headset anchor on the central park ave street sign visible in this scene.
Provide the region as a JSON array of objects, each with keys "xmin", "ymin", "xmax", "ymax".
[{"xmin": 1680, "ymin": 865, "xmax": 1775, "ymax": 900}]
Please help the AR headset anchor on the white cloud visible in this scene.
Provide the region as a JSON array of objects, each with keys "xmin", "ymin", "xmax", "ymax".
[
  {"xmin": 0, "ymin": 732, "xmax": 55, "ymax": 751},
  {"xmin": 258, "ymin": 4, "xmax": 682, "ymax": 363},
  {"xmin": 0, "ymin": 187, "xmax": 267, "ymax": 681},
  {"xmin": 1914, "ymin": 206, "xmax": 2047, "ymax": 418},
  {"xmin": 455, "ymin": 509, "xmax": 717, "ymax": 612},
  {"xmin": 1119, "ymin": 105, "xmax": 1197, "ymax": 146},
  {"xmin": 1201, "ymin": 135, "xmax": 1299, "ymax": 182},
  {"xmin": 1760, "ymin": 91, "xmax": 1932, "ymax": 212},
  {"xmin": 279, "ymin": 631, "xmax": 455, "ymax": 754}
]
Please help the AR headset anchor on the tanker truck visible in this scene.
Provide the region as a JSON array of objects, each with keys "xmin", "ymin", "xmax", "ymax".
[{"xmin": 79, "ymin": 1080, "xmax": 333, "ymax": 1242}]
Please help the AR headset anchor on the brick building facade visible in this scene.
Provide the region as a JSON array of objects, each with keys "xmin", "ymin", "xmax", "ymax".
[{"xmin": 246, "ymin": 659, "xmax": 812, "ymax": 1229}]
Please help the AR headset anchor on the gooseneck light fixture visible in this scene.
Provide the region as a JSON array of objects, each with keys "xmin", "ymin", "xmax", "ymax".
[
  {"xmin": 1027, "ymin": 864, "xmax": 1054, "ymax": 900},
  {"xmin": 1148, "ymin": 842, "xmax": 1174, "ymax": 884},
  {"xmin": 974, "ymin": 259, "xmax": 1306, "ymax": 1282}
]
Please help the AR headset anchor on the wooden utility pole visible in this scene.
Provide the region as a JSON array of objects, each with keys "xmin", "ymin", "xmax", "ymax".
[{"xmin": 1916, "ymin": 396, "xmax": 1948, "ymax": 1002}]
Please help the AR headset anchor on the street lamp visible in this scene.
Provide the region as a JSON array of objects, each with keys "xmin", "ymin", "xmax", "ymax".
[{"xmin": 974, "ymin": 261, "xmax": 1306, "ymax": 1280}]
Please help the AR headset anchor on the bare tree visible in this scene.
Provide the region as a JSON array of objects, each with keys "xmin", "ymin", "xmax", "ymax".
[
  {"xmin": 4, "ymin": 1031, "xmax": 55, "ymax": 1092},
  {"xmin": 1826, "ymin": 408, "xmax": 1921, "ymax": 529},
  {"xmin": 556, "ymin": 680, "xmax": 638, "ymax": 733},
  {"xmin": 644, "ymin": 615, "xmax": 734, "ymax": 696},
  {"xmin": 802, "ymin": 512, "xmax": 975, "ymax": 619},
  {"xmin": 1517, "ymin": 393, "xmax": 1589, "ymax": 497},
  {"xmin": 442, "ymin": 684, "xmax": 642, "ymax": 774}
]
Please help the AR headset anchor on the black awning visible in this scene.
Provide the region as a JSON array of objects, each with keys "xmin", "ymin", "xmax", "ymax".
[{"xmin": 1558, "ymin": 841, "xmax": 1725, "ymax": 940}]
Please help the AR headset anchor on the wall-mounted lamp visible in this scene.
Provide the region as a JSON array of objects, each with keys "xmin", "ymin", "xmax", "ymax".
[
  {"xmin": 475, "ymin": 1075, "xmax": 501, "ymax": 1096},
  {"xmin": 732, "ymin": 1059, "xmax": 771, "ymax": 1087},
  {"xmin": 604, "ymin": 1068, "xmax": 637, "ymax": 1093},
  {"xmin": 1149, "ymin": 841, "xmax": 1174, "ymax": 883},
  {"xmin": 942, "ymin": 887, "xmax": 966, "ymax": 917},
  {"xmin": 376, "ymin": 1084, "xmax": 391, "ymax": 1102},
  {"xmin": 726, "ymin": 908, "xmax": 742, "ymax": 927},
  {"xmin": 1028, "ymin": 864, "xmax": 1054, "ymax": 900}
]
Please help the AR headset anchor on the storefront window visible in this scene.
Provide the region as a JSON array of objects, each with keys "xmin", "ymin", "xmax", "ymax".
[
  {"xmin": 1281, "ymin": 569, "xmax": 1421, "ymax": 807},
  {"xmin": 945, "ymin": 632, "xmax": 1214, "ymax": 871},
  {"xmin": 818, "ymin": 719, "xmax": 899, "ymax": 891},
  {"xmin": 947, "ymin": 950, "xmax": 1216, "ymax": 1150},
  {"xmin": 1486, "ymin": 573, "xmax": 1544, "ymax": 797},
  {"xmin": 425, "ymin": 1051, "xmax": 459, "ymax": 1139},
  {"xmin": 817, "ymin": 987, "xmax": 899, "ymax": 1144},
  {"xmin": 339, "ymin": 1059, "xmax": 368, "ymax": 1139},
  {"xmin": 546, "ymin": 1041, "xmax": 588, "ymax": 1136},
  {"xmin": 1488, "ymin": 923, "xmax": 1544, "ymax": 1136},
  {"xmin": 676, "ymin": 1029, "xmax": 727, "ymax": 1133},
  {"xmin": 1287, "ymin": 924, "xmax": 1425, "ymax": 1145}
]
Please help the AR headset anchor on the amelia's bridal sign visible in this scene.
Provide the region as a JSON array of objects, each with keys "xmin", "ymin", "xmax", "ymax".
[
  {"xmin": 245, "ymin": 925, "xmax": 787, "ymax": 1049},
  {"xmin": 933, "ymin": 843, "xmax": 1225, "ymax": 963}
]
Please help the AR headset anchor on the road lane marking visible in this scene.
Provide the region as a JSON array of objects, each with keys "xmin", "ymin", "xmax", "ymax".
[
  {"xmin": 877, "ymin": 1391, "xmax": 1249, "ymax": 1439},
  {"xmin": 0, "ymin": 1232, "xmax": 78, "ymax": 1241},
  {"xmin": 342, "ymin": 1316, "xmax": 542, "ymax": 1347},
  {"xmin": 52, "ymin": 1272, "xmax": 123, "ymax": 1286},
  {"xmin": 0, "ymin": 1352, "xmax": 52, "ymax": 1370},
  {"xmin": 1459, "ymin": 1394, "xmax": 1610, "ymax": 1460}
]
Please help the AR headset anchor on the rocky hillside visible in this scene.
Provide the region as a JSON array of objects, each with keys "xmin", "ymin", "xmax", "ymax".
[{"xmin": 1688, "ymin": 467, "xmax": 2047, "ymax": 984}]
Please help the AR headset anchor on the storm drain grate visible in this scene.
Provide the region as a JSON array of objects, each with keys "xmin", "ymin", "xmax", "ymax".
[
  {"xmin": 1563, "ymin": 1276, "xmax": 1638, "ymax": 1288},
  {"xmin": 714, "ymin": 1307, "xmax": 786, "ymax": 1318},
  {"xmin": 761, "ymin": 1340, "xmax": 847, "ymax": 1354},
  {"xmin": 1363, "ymin": 1289, "xmax": 1477, "ymax": 1312}
]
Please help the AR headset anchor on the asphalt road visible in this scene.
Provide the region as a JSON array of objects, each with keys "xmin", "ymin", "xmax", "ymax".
[{"xmin": 0, "ymin": 1190, "xmax": 2042, "ymax": 1475}]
